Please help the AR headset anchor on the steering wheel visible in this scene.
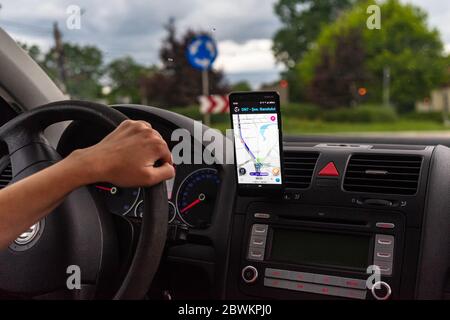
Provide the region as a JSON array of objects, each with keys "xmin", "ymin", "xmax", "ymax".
[{"xmin": 0, "ymin": 100, "xmax": 168, "ymax": 300}]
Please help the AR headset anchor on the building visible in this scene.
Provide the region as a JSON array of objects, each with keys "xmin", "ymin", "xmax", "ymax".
[{"xmin": 416, "ymin": 86, "xmax": 450, "ymax": 112}]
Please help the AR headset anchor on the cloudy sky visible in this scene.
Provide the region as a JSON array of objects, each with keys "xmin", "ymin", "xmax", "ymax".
[{"xmin": 0, "ymin": 0, "xmax": 449, "ymax": 88}]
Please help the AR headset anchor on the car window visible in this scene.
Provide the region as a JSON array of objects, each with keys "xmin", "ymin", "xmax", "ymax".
[{"xmin": 1, "ymin": 0, "xmax": 449, "ymax": 136}]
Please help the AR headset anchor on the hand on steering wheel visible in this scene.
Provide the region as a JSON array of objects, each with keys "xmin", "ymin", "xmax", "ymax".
[{"xmin": 69, "ymin": 119, "xmax": 174, "ymax": 188}]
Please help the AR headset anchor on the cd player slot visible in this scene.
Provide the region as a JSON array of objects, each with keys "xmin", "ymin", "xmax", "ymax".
[{"xmin": 277, "ymin": 215, "xmax": 369, "ymax": 227}]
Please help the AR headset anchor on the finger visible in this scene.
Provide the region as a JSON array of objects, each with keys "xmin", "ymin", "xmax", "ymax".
[
  {"xmin": 146, "ymin": 162, "xmax": 175, "ymax": 185},
  {"xmin": 137, "ymin": 120, "xmax": 152, "ymax": 129},
  {"xmin": 111, "ymin": 120, "xmax": 141, "ymax": 138},
  {"xmin": 103, "ymin": 120, "xmax": 130, "ymax": 139},
  {"xmin": 118, "ymin": 119, "xmax": 139, "ymax": 131},
  {"xmin": 142, "ymin": 140, "xmax": 171, "ymax": 166},
  {"xmin": 157, "ymin": 143, "xmax": 173, "ymax": 165}
]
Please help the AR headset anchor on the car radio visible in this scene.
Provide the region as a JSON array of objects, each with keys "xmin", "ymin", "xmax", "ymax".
[{"xmin": 238, "ymin": 203, "xmax": 404, "ymax": 300}]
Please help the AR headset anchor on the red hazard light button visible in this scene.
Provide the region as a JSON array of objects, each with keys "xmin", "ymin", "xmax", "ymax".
[{"xmin": 318, "ymin": 162, "xmax": 339, "ymax": 177}]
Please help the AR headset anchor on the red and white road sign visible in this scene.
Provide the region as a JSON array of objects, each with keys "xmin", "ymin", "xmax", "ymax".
[{"xmin": 199, "ymin": 95, "xmax": 229, "ymax": 114}]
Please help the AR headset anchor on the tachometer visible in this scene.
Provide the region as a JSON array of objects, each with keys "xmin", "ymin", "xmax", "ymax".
[
  {"xmin": 176, "ymin": 168, "xmax": 220, "ymax": 228},
  {"xmin": 94, "ymin": 185, "xmax": 140, "ymax": 216}
]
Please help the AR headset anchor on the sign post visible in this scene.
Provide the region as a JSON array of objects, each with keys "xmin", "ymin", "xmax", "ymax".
[
  {"xmin": 202, "ymin": 70, "xmax": 210, "ymax": 125},
  {"xmin": 186, "ymin": 35, "xmax": 218, "ymax": 126}
]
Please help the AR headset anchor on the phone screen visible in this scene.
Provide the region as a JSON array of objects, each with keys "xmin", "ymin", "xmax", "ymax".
[{"xmin": 230, "ymin": 92, "xmax": 283, "ymax": 191}]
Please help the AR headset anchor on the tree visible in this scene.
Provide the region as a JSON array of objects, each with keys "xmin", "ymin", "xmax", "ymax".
[
  {"xmin": 309, "ymin": 29, "xmax": 367, "ymax": 108},
  {"xmin": 42, "ymin": 43, "xmax": 104, "ymax": 100},
  {"xmin": 272, "ymin": 0, "xmax": 358, "ymax": 102},
  {"xmin": 143, "ymin": 18, "xmax": 229, "ymax": 107},
  {"xmin": 106, "ymin": 56, "xmax": 155, "ymax": 104},
  {"xmin": 231, "ymin": 81, "xmax": 252, "ymax": 92},
  {"xmin": 273, "ymin": 0, "xmax": 356, "ymax": 65},
  {"xmin": 298, "ymin": 0, "xmax": 448, "ymax": 111}
]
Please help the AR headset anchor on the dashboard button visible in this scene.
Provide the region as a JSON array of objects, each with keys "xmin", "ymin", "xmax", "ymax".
[
  {"xmin": 265, "ymin": 268, "xmax": 290, "ymax": 279},
  {"xmin": 314, "ymin": 274, "xmax": 340, "ymax": 286},
  {"xmin": 242, "ymin": 266, "xmax": 258, "ymax": 284},
  {"xmin": 249, "ymin": 235, "xmax": 266, "ymax": 248},
  {"xmin": 292, "ymin": 282, "xmax": 318, "ymax": 294},
  {"xmin": 318, "ymin": 162, "xmax": 339, "ymax": 177},
  {"xmin": 376, "ymin": 252, "xmax": 392, "ymax": 259},
  {"xmin": 264, "ymin": 277, "xmax": 291, "ymax": 289},
  {"xmin": 339, "ymin": 277, "xmax": 366, "ymax": 290},
  {"xmin": 378, "ymin": 266, "xmax": 391, "ymax": 274},
  {"xmin": 377, "ymin": 238, "xmax": 393, "ymax": 245},
  {"xmin": 314, "ymin": 284, "xmax": 343, "ymax": 297},
  {"xmin": 376, "ymin": 222, "xmax": 395, "ymax": 229},
  {"xmin": 247, "ymin": 247, "xmax": 264, "ymax": 261},
  {"xmin": 287, "ymin": 271, "xmax": 315, "ymax": 283},
  {"xmin": 375, "ymin": 235, "xmax": 394, "ymax": 248},
  {"xmin": 373, "ymin": 261, "xmax": 393, "ymax": 276},
  {"xmin": 254, "ymin": 213, "xmax": 271, "ymax": 219},
  {"xmin": 251, "ymin": 224, "xmax": 268, "ymax": 235}
]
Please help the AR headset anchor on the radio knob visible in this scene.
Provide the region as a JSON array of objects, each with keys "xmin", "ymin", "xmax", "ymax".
[
  {"xmin": 242, "ymin": 266, "xmax": 258, "ymax": 284},
  {"xmin": 371, "ymin": 281, "xmax": 392, "ymax": 300}
]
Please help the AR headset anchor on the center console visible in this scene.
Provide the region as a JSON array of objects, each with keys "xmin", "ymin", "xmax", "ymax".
[
  {"xmin": 240, "ymin": 204, "xmax": 402, "ymax": 300},
  {"xmin": 225, "ymin": 143, "xmax": 434, "ymax": 300}
]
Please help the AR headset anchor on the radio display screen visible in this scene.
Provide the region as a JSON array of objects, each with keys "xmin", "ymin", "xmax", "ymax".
[{"xmin": 270, "ymin": 229, "xmax": 371, "ymax": 270}]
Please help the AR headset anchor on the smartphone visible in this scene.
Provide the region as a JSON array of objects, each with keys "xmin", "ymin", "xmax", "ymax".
[{"xmin": 229, "ymin": 91, "xmax": 284, "ymax": 195}]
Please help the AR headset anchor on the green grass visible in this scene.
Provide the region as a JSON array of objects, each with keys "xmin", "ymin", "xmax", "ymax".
[{"xmin": 168, "ymin": 104, "xmax": 450, "ymax": 135}]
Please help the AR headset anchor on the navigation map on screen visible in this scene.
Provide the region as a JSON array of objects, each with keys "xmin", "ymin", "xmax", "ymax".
[{"xmin": 232, "ymin": 106, "xmax": 282, "ymax": 185}]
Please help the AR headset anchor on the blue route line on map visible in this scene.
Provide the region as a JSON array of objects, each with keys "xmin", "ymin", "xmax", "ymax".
[{"xmin": 237, "ymin": 114, "xmax": 257, "ymax": 161}]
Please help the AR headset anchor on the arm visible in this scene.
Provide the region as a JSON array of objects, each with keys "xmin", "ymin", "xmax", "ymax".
[{"xmin": 0, "ymin": 120, "xmax": 174, "ymax": 249}]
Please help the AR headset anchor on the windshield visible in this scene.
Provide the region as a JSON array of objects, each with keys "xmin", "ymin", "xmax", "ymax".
[{"xmin": 1, "ymin": 0, "xmax": 449, "ymax": 137}]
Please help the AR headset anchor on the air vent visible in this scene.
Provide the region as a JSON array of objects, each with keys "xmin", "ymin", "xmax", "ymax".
[
  {"xmin": 0, "ymin": 162, "xmax": 12, "ymax": 189},
  {"xmin": 283, "ymin": 151, "xmax": 319, "ymax": 189},
  {"xmin": 344, "ymin": 154, "xmax": 422, "ymax": 195}
]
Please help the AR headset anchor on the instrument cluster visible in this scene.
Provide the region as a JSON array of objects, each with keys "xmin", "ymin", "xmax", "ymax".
[{"xmin": 93, "ymin": 165, "xmax": 221, "ymax": 229}]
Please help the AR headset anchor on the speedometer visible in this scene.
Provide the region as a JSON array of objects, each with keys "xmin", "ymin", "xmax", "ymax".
[
  {"xmin": 94, "ymin": 185, "xmax": 140, "ymax": 216},
  {"xmin": 176, "ymin": 168, "xmax": 220, "ymax": 228}
]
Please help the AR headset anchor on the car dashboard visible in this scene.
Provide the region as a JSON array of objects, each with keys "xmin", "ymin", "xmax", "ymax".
[{"xmin": 51, "ymin": 104, "xmax": 450, "ymax": 300}]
